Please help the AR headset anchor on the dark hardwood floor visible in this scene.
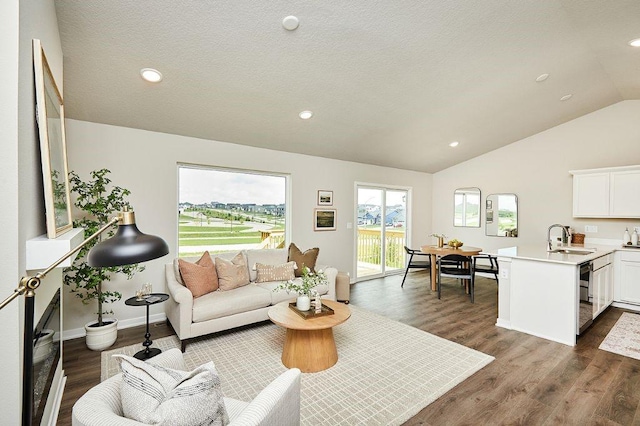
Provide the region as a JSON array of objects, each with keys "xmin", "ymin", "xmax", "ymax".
[{"xmin": 60, "ymin": 272, "xmax": 640, "ymax": 425}]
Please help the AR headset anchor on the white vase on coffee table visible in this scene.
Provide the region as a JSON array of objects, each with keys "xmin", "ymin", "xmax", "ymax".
[{"xmin": 296, "ymin": 295, "xmax": 311, "ymax": 311}]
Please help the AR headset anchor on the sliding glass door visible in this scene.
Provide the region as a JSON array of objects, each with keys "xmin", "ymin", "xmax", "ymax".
[{"xmin": 356, "ymin": 185, "xmax": 408, "ymax": 281}]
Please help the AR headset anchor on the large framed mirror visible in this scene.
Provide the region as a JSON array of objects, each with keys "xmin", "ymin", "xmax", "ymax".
[
  {"xmin": 485, "ymin": 193, "xmax": 518, "ymax": 237},
  {"xmin": 33, "ymin": 39, "xmax": 73, "ymax": 238},
  {"xmin": 454, "ymin": 187, "xmax": 480, "ymax": 227}
]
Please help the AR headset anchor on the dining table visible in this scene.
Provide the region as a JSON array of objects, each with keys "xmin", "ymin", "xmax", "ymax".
[{"xmin": 420, "ymin": 245, "xmax": 483, "ymax": 291}]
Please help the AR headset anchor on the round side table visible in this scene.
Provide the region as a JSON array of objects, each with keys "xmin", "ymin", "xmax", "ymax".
[{"xmin": 124, "ymin": 293, "xmax": 169, "ymax": 360}]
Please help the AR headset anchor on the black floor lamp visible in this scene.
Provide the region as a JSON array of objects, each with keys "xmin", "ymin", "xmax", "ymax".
[{"xmin": 0, "ymin": 209, "xmax": 169, "ymax": 426}]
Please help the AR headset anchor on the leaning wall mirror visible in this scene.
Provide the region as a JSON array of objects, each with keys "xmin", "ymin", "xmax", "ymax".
[
  {"xmin": 485, "ymin": 193, "xmax": 518, "ymax": 237},
  {"xmin": 34, "ymin": 38, "xmax": 73, "ymax": 238},
  {"xmin": 454, "ymin": 187, "xmax": 481, "ymax": 227}
]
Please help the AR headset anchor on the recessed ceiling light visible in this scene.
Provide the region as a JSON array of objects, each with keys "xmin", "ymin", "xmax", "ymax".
[
  {"xmin": 628, "ymin": 38, "xmax": 640, "ymax": 47},
  {"xmin": 560, "ymin": 94, "xmax": 573, "ymax": 101},
  {"xmin": 299, "ymin": 110, "xmax": 313, "ymax": 120},
  {"xmin": 282, "ymin": 16, "xmax": 300, "ymax": 31},
  {"xmin": 140, "ymin": 68, "xmax": 163, "ymax": 83},
  {"xmin": 536, "ymin": 73, "xmax": 549, "ymax": 82},
  {"xmin": 449, "ymin": 141, "xmax": 459, "ymax": 147}
]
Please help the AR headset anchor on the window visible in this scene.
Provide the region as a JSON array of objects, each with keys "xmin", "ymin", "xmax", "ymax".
[
  {"xmin": 454, "ymin": 187, "xmax": 480, "ymax": 227},
  {"xmin": 178, "ymin": 165, "xmax": 287, "ymax": 257},
  {"xmin": 355, "ymin": 185, "xmax": 409, "ymax": 280}
]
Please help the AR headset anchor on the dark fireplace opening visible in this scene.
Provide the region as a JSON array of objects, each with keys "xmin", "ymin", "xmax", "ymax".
[{"xmin": 32, "ymin": 289, "xmax": 61, "ymax": 425}]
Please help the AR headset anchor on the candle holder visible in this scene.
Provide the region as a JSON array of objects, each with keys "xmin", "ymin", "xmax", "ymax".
[{"xmin": 142, "ymin": 283, "xmax": 152, "ymax": 298}]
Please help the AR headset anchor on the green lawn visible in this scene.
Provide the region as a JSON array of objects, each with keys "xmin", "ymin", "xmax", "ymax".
[
  {"xmin": 180, "ymin": 231, "xmax": 259, "ymax": 238},
  {"xmin": 178, "ymin": 219, "xmax": 282, "ymax": 250},
  {"xmin": 179, "ymin": 237, "xmax": 262, "ymax": 246},
  {"xmin": 179, "ymin": 225, "xmax": 253, "ymax": 232}
]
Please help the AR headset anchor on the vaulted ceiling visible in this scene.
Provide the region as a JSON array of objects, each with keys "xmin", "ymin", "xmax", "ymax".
[{"xmin": 55, "ymin": 1, "xmax": 640, "ymax": 173}]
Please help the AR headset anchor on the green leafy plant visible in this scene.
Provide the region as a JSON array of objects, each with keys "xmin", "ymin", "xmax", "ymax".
[
  {"xmin": 430, "ymin": 233, "xmax": 447, "ymax": 239},
  {"xmin": 63, "ymin": 169, "xmax": 144, "ymax": 326},
  {"xmin": 275, "ymin": 267, "xmax": 328, "ymax": 297}
]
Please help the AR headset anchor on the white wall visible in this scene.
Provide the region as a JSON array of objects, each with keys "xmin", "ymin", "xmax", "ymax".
[
  {"xmin": 0, "ymin": 0, "xmax": 22, "ymax": 422},
  {"xmin": 64, "ymin": 120, "xmax": 433, "ymax": 333},
  {"xmin": 432, "ymin": 100, "xmax": 640, "ymax": 250},
  {"xmin": 0, "ymin": 0, "xmax": 63, "ymax": 423}
]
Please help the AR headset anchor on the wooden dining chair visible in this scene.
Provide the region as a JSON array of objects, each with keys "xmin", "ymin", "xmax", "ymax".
[
  {"xmin": 437, "ymin": 254, "xmax": 475, "ymax": 303},
  {"xmin": 401, "ymin": 246, "xmax": 431, "ymax": 287}
]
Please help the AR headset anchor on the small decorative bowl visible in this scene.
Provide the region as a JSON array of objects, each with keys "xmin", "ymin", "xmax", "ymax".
[{"xmin": 448, "ymin": 241, "xmax": 463, "ymax": 249}]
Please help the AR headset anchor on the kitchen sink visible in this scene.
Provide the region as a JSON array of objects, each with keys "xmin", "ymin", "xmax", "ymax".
[{"xmin": 548, "ymin": 248, "xmax": 595, "ymax": 256}]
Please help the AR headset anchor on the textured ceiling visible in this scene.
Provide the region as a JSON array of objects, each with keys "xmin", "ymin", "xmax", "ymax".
[{"xmin": 55, "ymin": 1, "xmax": 640, "ymax": 173}]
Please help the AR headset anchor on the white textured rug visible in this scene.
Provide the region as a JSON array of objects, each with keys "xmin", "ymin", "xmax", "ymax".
[
  {"xmin": 599, "ymin": 312, "xmax": 640, "ymax": 360},
  {"xmin": 102, "ymin": 305, "xmax": 493, "ymax": 425}
]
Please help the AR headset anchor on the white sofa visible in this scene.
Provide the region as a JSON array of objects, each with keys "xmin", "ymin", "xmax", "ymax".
[
  {"xmin": 165, "ymin": 248, "xmax": 337, "ymax": 351},
  {"xmin": 72, "ymin": 348, "xmax": 301, "ymax": 426}
]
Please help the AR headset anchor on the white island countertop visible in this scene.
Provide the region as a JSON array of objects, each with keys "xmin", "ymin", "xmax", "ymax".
[
  {"xmin": 490, "ymin": 241, "xmax": 640, "ymax": 347},
  {"xmin": 483, "ymin": 243, "xmax": 640, "ymax": 265}
]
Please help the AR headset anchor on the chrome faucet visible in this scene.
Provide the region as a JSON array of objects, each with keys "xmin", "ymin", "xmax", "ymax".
[{"xmin": 547, "ymin": 224, "xmax": 570, "ymax": 250}]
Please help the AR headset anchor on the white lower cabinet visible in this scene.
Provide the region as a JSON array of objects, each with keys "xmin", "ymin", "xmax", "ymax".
[
  {"xmin": 606, "ymin": 264, "xmax": 614, "ymax": 307},
  {"xmin": 616, "ymin": 251, "xmax": 640, "ymax": 304},
  {"xmin": 592, "ymin": 260, "xmax": 613, "ymax": 319}
]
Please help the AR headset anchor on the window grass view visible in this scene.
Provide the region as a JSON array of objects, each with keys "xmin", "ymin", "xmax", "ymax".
[{"xmin": 178, "ymin": 166, "xmax": 287, "ymax": 257}]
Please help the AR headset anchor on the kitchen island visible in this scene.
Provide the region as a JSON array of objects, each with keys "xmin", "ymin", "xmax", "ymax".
[{"xmin": 486, "ymin": 244, "xmax": 618, "ymax": 346}]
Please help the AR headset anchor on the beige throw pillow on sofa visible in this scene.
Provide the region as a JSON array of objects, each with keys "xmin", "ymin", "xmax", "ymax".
[
  {"xmin": 178, "ymin": 251, "xmax": 219, "ymax": 298},
  {"xmin": 216, "ymin": 252, "xmax": 250, "ymax": 291},
  {"xmin": 288, "ymin": 243, "xmax": 319, "ymax": 277},
  {"xmin": 255, "ymin": 261, "xmax": 296, "ymax": 283}
]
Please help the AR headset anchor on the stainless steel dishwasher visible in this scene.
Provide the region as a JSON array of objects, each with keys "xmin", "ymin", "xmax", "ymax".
[{"xmin": 577, "ymin": 261, "xmax": 592, "ymax": 335}]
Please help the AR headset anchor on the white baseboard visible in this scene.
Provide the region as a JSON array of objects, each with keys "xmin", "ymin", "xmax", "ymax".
[
  {"xmin": 63, "ymin": 312, "xmax": 167, "ymax": 341},
  {"xmin": 511, "ymin": 325, "xmax": 576, "ymax": 347},
  {"xmin": 611, "ymin": 301, "xmax": 640, "ymax": 312},
  {"xmin": 495, "ymin": 318, "xmax": 511, "ymax": 329}
]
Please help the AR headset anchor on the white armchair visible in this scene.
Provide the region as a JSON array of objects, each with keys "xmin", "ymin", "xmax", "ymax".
[{"xmin": 72, "ymin": 349, "xmax": 301, "ymax": 426}]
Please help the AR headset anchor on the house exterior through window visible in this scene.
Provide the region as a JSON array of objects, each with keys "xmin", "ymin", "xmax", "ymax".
[{"xmin": 178, "ymin": 165, "xmax": 287, "ymax": 257}]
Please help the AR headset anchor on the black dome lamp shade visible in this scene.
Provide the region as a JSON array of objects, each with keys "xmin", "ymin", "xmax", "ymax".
[{"xmin": 88, "ymin": 210, "xmax": 169, "ymax": 267}]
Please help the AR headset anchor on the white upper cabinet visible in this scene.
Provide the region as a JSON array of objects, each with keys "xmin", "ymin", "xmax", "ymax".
[
  {"xmin": 570, "ymin": 165, "xmax": 640, "ymax": 218},
  {"xmin": 572, "ymin": 172, "xmax": 610, "ymax": 217},
  {"xmin": 610, "ymin": 170, "xmax": 640, "ymax": 217}
]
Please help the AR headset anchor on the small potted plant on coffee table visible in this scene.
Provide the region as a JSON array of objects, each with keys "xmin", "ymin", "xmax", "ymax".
[{"xmin": 275, "ymin": 267, "xmax": 328, "ymax": 311}]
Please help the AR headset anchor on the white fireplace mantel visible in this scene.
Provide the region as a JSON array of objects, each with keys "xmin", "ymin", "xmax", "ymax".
[{"xmin": 26, "ymin": 228, "xmax": 85, "ymax": 271}]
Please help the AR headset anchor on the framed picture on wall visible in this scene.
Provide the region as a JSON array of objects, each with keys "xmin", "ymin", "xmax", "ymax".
[
  {"xmin": 486, "ymin": 210, "xmax": 494, "ymax": 223},
  {"xmin": 314, "ymin": 208, "xmax": 337, "ymax": 231},
  {"xmin": 317, "ymin": 190, "xmax": 333, "ymax": 206}
]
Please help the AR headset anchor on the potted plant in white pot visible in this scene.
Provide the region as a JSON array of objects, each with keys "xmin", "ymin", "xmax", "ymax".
[
  {"xmin": 63, "ymin": 169, "xmax": 144, "ymax": 351},
  {"xmin": 275, "ymin": 267, "xmax": 328, "ymax": 311}
]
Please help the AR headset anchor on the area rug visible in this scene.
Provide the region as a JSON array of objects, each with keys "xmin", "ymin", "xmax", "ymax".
[
  {"xmin": 102, "ymin": 305, "xmax": 494, "ymax": 425},
  {"xmin": 599, "ymin": 312, "xmax": 640, "ymax": 361}
]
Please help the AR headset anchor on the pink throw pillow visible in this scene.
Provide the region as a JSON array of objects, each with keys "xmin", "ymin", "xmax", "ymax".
[{"xmin": 178, "ymin": 252, "xmax": 219, "ymax": 298}]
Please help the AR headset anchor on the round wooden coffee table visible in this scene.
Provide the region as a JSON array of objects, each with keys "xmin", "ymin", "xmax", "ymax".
[{"xmin": 268, "ymin": 299, "xmax": 350, "ymax": 373}]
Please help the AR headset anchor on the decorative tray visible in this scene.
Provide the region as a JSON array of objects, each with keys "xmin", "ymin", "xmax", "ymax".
[
  {"xmin": 622, "ymin": 244, "xmax": 640, "ymax": 249},
  {"xmin": 288, "ymin": 302, "xmax": 334, "ymax": 319}
]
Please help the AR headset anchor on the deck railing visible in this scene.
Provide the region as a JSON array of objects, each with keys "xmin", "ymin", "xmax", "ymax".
[
  {"xmin": 260, "ymin": 228, "xmax": 405, "ymax": 267},
  {"xmin": 357, "ymin": 228, "xmax": 406, "ymax": 268},
  {"xmin": 259, "ymin": 231, "xmax": 286, "ymax": 249}
]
